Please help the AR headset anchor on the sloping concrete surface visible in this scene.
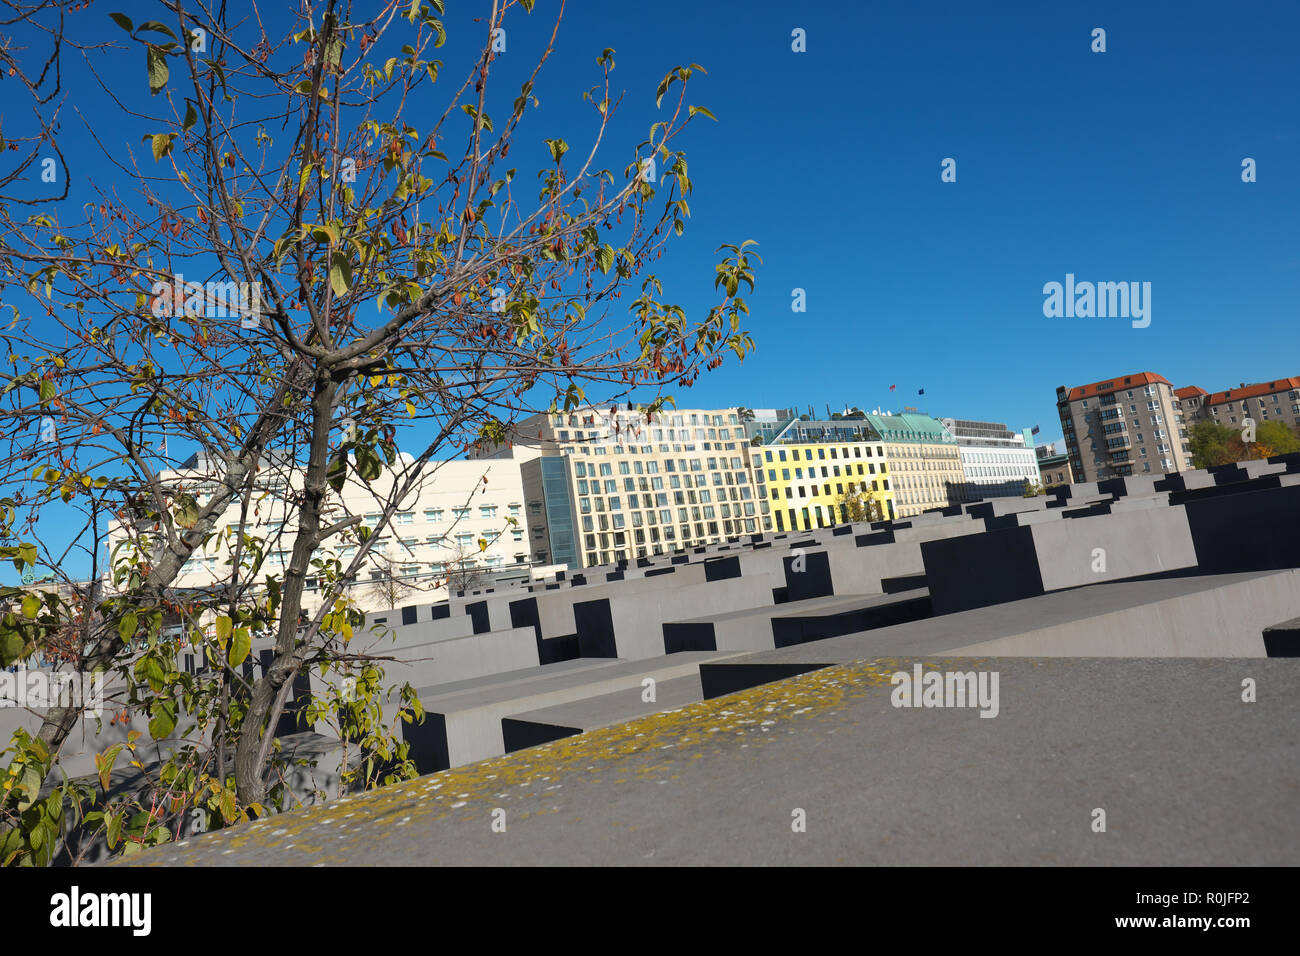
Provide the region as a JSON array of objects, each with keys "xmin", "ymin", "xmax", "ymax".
[
  {"xmin": 697, "ymin": 571, "xmax": 1297, "ymax": 698},
  {"xmin": 118, "ymin": 657, "xmax": 1300, "ymax": 866}
]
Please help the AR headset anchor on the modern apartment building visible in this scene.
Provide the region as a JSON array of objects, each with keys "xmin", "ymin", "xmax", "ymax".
[
  {"xmin": 1056, "ymin": 372, "xmax": 1193, "ymax": 482},
  {"xmin": 1058, "ymin": 371, "xmax": 1300, "ymax": 482},
  {"xmin": 1174, "ymin": 385, "xmax": 1208, "ymax": 419},
  {"xmin": 942, "ymin": 418, "xmax": 1043, "ymax": 500},
  {"xmin": 860, "ymin": 413, "xmax": 962, "ymax": 517},
  {"xmin": 105, "ymin": 451, "xmax": 534, "ymax": 614},
  {"xmin": 471, "ymin": 406, "xmax": 770, "ymax": 568},
  {"xmin": 1203, "ymin": 377, "xmax": 1300, "ymax": 432}
]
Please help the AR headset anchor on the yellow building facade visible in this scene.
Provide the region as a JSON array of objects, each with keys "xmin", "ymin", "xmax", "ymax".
[{"xmin": 751, "ymin": 441, "xmax": 895, "ymax": 532}]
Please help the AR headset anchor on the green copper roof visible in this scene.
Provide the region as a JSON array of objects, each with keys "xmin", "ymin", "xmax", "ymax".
[{"xmin": 862, "ymin": 413, "xmax": 956, "ymax": 443}]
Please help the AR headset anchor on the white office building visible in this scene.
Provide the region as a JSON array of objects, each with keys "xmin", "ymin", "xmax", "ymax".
[
  {"xmin": 941, "ymin": 418, "xmax": 1044, "ymax": 500},
  {"xmin": 104, "ymin": 450, "xmax": 538, "ymax": 615}
]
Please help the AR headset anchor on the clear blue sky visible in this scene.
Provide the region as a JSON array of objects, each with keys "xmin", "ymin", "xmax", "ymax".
[
  {"xmin": 23, "ymin": 0, "xmax": 1300, "ymax": 446},
  {"xmin": 466, "ymin": 0, "xmax": 1298, "ymax": 448}
]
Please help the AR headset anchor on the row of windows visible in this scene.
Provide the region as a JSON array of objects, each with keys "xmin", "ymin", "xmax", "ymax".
[
  {"xmin": 579, "ymin": 500, "xmax": 759, "ymax": 531},
  {"xmin": 582, "ymin": 517, "xmax": 761, "ymax": 566},
  {"xmin": 768, "ymin": 480, "xmax": 886, "ymax": 501},
  {"xmin": 1211, "ymin": 404, "xmax": 1300, "ymax": 418},
  {"xmin": 762, "ymin": 445, "xmax": 885, "ymax": 463},
  {"xmin": 767, "ymin": 462, "xmax": 880, "ymax": 482},
  {"xmin": 964, "ymin": 451, "xmax": 1038, "ymax": 464},
  {"xmin": 579, "ymin": 498, "xmax": 758, "ymax": 527},
  {"xmin": 891, "ymin": 458, "xmax": 960, "ymax": 472},
  {"xmin": 570, "ymin": 442, "xmax": 739, "ymax": 456},
  {"xmin": 579, "ymin": 484, "xmax": 753, "ymax": 512},
  {"xmin": 575, "ymin": 471, "xmax": 746, "ymax": 494},
  {"xmin": 772, "ymin": 502, "xmax": 881, "ymax": 532},
  {"xmin": 1078, "ymin": 386, "xmax": 1159, "ymax": 409},
  {"xmin": 888, "ymin": 444, "xmax": 960, "ymax": 460},
  {"xmin": 574, "ymin": 458, "xmax": 744, "ymax": 478},
  {"xmin": 361, "ymin": 504, "xmax": 521, "ymax": 526},
  {"xmin": 967, "ymin": 467, "xmax": 1040, "ymax": 479},
  {"xmin": 554, "ymin": 412, "xmax": 739, "ymax": 429},
  {"xmin": 558, "ymin": 426, "xmax": 738, "ymax": 442}
]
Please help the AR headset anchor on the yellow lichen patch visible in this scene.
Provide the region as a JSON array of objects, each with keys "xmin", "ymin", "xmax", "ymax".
[{"xmin": 119, "ymin": 656, "xmax": 987, "ymax": 866}]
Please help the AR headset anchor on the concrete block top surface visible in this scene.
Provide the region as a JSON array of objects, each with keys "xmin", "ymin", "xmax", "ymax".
[
  {"xmin": 416, "ymin": 651, "xmax": 748, "ymax": 709},
  {"xmin": 409, "ymin": 657, "xmax": 614, "ymax": 699},
  {"xmin": 505, "ymin": 673, "xmax": 706, "ymax": 733},
  {"xmin": 126, "ymin": 656, "xmax": 1300, "ymax": 867},
  {"xmin": 699, "ymin": 570, "xmax": 1298, "ymax": 666},
  {"xmin": 665, "ymin": 591, "xmax": 922, "ymax": 626}
]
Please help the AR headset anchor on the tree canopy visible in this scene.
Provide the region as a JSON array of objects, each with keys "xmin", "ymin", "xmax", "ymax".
[
  {"xmin": 1188, "ymin": 418, "xmax": 1299, "ymax": 468},
  {"xmin": 0, "ymin": 0, "xmax": 756, "ymax": 864}
]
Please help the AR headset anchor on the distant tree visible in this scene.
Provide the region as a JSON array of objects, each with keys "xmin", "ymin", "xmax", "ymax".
[
  {"xmin": 1190, "ymin": 418, "xmax": 1300, "ymax": 466},
  {"xmin": 829, "ymin": 412, "xmax": 843, "ymax": 421},
  {"xmin": 736, "ymin": 406, "xmax": 755, "ymax": 423},
  {"xmin": 359, "ymin": 558, "xmax": 427, "ymax": 612},
  {"xmin": 1251, "ymin": 420, "xmax": 1300, "ymax": 458},
  {"xmin": 441, "ymin": 541, "xmax": 488, "ymax": 594},
  {"xmin": 836, "ymin": 484, "xmax": 880, "ymax": 523},
  {"xmin": 1189, "ymin": 420, "xmax": 1238, "ymax": 468},
  {"xmin": 749, "ymin": 435, "xmax": 763, "ymax": 446},
  {"xmin": 1022, "ymin": 480, "xmax": 1044, "ymax": 498}
]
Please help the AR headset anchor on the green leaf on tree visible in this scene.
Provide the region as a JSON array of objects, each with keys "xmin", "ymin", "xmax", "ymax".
[
  {"xmin": 230, "ymin": 627, "xmax": 251, "ymax": 667},
  {"xmin": 596, "ymin": 244, "xmax": 615, "ymax": 274},
  {"xmin": 330, "ymin": 250, "xmax": 353, "ymax": 297},
  {"xmin": 146, "ymin": 44, "xmax": 169, "ymax": 95}
]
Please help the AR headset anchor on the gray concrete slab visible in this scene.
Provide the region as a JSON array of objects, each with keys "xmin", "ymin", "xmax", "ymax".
[
  {"xmin": 923, "ymin": 504, "xmax": 1197, "ymax": 614},
  {"xmin": 579, "ymin": 573, "xmax": 783, "ymax": 659},
  {"xmin": 127, "ymin": 657, "xmax": 1300, "ymax": 867},
  {"xmin": 663, "ymin": 590, "xmax": 931, "ymax": 654},
  {"xmin": 695, "ymin": 571, "xmax": 1300, "ymax": 699},
  {"xmin": 502, "ymin": 673, "xmax": 706, "ymax": 751},
  {"xmin": 405, "ymin": 651, "xmax": 749, "ymax": 770}
]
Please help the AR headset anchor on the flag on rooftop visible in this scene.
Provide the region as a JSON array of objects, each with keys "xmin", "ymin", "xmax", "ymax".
[
  {"xmin": 1031, "ymin": 424, "xmax": 1041, "ymax": 435},
  {"xmin": 918, "ymin": 388, "xmax": 925, "ymax": 395},
  {"xmin": 889, "ymin": 384, "xmax": 896, "ymax": 391}
]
